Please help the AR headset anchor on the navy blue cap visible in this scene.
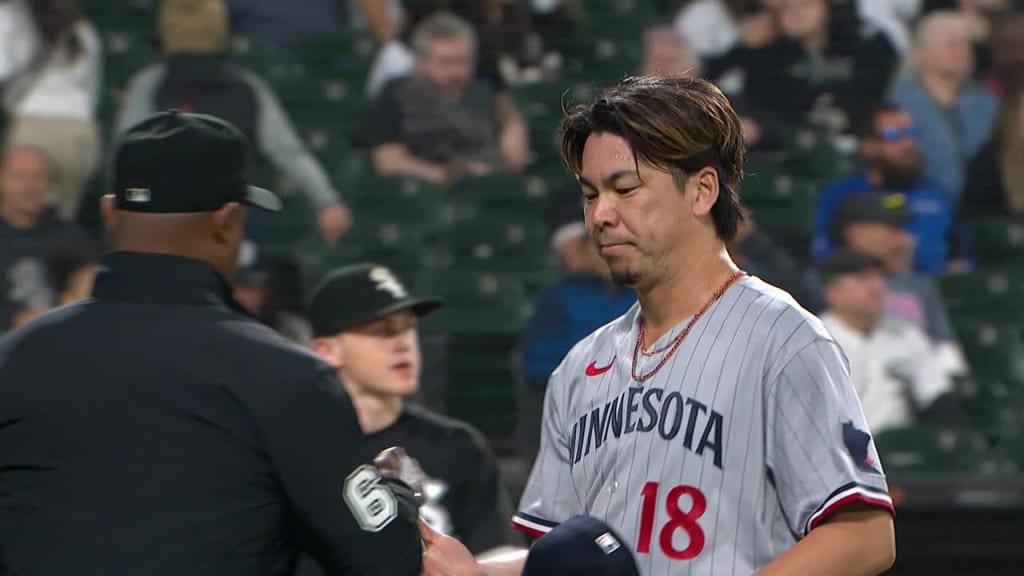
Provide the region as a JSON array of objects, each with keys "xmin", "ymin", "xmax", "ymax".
[
  {"xmin": 112, "ymin": 110, "xmax": 282, "ymax": 213},
  {"xmin": 524, "ymin": 515, "xmax": 640, "ymax": 576}
]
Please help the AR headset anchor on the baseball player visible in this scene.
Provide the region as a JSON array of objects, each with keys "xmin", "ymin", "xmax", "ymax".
[
  {"xmin": 420, "ymin": 76, "xmax": 896, "ymax": 575},
  {"xmin": 294, "ymin": 263, "xmax": 521, "ymax": 576}
]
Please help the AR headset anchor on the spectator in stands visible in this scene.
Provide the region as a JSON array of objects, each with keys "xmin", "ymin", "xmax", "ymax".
[
  {"xmin": 729, "ymin": 213, "xmax": 824, "ymax": 312},
  {"xmin": 832, "ymin": 191, "xmax": 968, "ymax": 378},
  {"xmin": 888, "ymin": 11, "xmax": 998, "ymax": 203},
  {"xmin": 674, "ymin": 0, "xmax": 778, "ymax": 64},
  {"xmin": 818, "ymin": 248, "xmax": 963, "ymax": 433},
  {"xmin": 116, "ymin": 0, "xmax": 351, "ymax": 248},
  {"xmin": 982, "ymin": 7, "xmax": 1023, "ymax": 96},
  {"xmin": 640, "ymin": 26, "xmax": 764, "ymax": 146},
  {"xmin": 0, "ymin": 145, "xmax": 94, "ymax": 332},
  {"xmin": 10, "ymin": 245, "xmax": 98, "ymax": 328},
  {"xmin": 962, "ymin": 12, "xmax": 1024, "ymax": 216},
  {"xmin": 356, "ymin": 12, "xmax": 529, "ymax": 189},
  {"xmin": 813, "ymin": 105, "xmax": 954, "ymax": 274},
  {"xmin": 233, "ymin": 255, "xmax": 313, "ymax": 345},
  {"xmin": 736, "ymin": 0, "xmax": 899, "ymax": 135},
  {"xmin": 3, "ymin": 0, "xmax": 102, "ymax": 223},
  {"xmin": 919, "ymin": 0, "xmax": 1013, "ymax": 81},
  {"xmin": 641, "ymin": 25, "xmax": 699, "ymax": 77},
  {"xmin": 301, "ymin": 263, "xmax": 522, "ymax": 576},
  {"xmin": 516, "ymin": 186, "xmax": 635, "ymax": 461},
  {"xmin": 360, "ymin": 1, "xmax": 541, "ymax": 96},
  {"xmin": 225, "ymin": 0, "xmax": 343, "ymax": 53},
  {"xmin": 0, "ymin": 0, "xmax": 38, "ymax": 94}
]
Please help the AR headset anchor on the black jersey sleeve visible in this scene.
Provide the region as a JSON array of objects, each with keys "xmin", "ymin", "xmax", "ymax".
[{"xmin": 242, "ymin": 367, "xmax": 422, "ymax": 575}]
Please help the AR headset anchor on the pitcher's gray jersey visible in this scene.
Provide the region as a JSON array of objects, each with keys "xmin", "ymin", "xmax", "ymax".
[{"xmin": 513, "ymin": 276, "xmax": 893, "ymax": 575}]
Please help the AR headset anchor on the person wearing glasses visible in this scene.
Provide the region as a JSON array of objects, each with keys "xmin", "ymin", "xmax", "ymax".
[{"xmin": 811, "ymin": 104, "xmax": 955, "ymax": 275}]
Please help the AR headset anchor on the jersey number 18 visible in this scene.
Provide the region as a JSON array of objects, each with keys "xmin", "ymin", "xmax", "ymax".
[{"xmin": 637, "ymin": 482, "xmax": 707, "ymax": 559}]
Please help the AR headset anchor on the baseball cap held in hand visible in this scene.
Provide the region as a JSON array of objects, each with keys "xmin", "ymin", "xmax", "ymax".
[
  {"xmin": 524, "ymin": 515, "xmax": 640, "ymax": 576},
  {"xmin": 112, "ymin": 110, "xmax": 282, "ymax": 213}
]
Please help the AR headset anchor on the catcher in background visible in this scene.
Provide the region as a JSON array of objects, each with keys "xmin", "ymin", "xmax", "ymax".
[{"xmin": 295, "ymin": 263, "xmax": 523, "ymax": 575}]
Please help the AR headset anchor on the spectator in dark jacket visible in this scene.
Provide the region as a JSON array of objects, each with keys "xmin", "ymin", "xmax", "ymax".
[
  {"xmin": 0, "ymin": 145, "xmax": 94, "ymax": 332},
  {"xmin": 515, "ymin": 185, "xmax": 635, "ymax": 461},
  {"xmin": 116, "ymin": 0, "xmax": 351, "ymax": 247},
  {"xmin": 735, "ymin": 0, "xmax": 899, "ymax": 134}
]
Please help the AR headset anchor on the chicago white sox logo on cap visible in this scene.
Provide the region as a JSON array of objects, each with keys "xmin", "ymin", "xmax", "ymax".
[{"xmin": 369, "ymin": 267, "xmax": 407, "ymax": 299}]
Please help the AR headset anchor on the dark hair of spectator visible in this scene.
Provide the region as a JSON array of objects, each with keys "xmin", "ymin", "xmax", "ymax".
[
  {"xmin": 559, "ymin": 75, "xmax": 747, "ymax": 242},
  {"xmin": 856, "ymin": 104, "xmax": 905, "ymax": 139},
  {"xmin": 27, "ymin": 0, "xmax": 84, "ymax": 60}
]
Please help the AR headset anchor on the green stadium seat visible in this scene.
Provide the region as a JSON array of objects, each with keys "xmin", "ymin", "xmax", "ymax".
[
  {"xmin": 994, "ymin": 432, "xmax": 1024, "ymax": 472},
  {"xmin": 740, "ymin": 172, "xmax": 818, "ymax": 233},
  {"xmin": 285, "ymin": 31, "xmax": 374, "ymax": 74},
  {"xmin": 416, "ymin": 270, "xmax": 529, "ymax": 335},
  {"xmin": 939, "ymin": 270, "xmax": 1024, "ymax": 319},
  {"xmin": 876, "ymin": 426, "xmax": 989, "ymax": 474},
  {"xmin": 954, "ymin": 322, "xmax": 1024, "ymax": 384},
  {"xmin": 777, "ymin": 126, "xmax": 857, "ymax": 181},
  {"xmin": 445, "ymin": 333, "xmax": 521, "ymax": 436},
  {"xmin": 965, "ymin": 218, "xmax": 1024, "ymax": 267},
  {"xmin": 435, "ymin": 217, "xmax": 555, "ymax": 284}
]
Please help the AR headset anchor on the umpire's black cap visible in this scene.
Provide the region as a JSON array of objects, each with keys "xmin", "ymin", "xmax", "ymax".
[
  {"xmin": 112, "ymin": 110, "xmax": 282, "ymax": 213},
  {"xmin": 308, "ymin": 263, "xmax": 441, "ymax": 337},
  {"xmin": 523, "ymin": 515, "xmax": 640, "ymax": 576}
]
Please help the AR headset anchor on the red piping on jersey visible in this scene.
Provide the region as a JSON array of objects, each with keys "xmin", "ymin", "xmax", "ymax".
[
  {"xmin": 807, "ymin": 492, "xmax": 895, "ymax": 533},
  {"xmin": 511, "ymin": 518, "xmax": 549, "ymax": 538}
]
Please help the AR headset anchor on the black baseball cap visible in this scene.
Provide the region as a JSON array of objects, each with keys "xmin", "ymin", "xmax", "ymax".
[
  {"xmin": 835, "ymin": 191, "xmax": 912, "ymax": 228},
  {"xmin": 308, "ymin": 263, "xmax": 441, "ymax": 337},
  {"xmin": 819, "ymin": 248, "xmax": 885, "ymax": 283},
  {"xmin": 523, "ymin": 515, "xmax": 640, "ymax": 576},
  {"xmin": 112, "ymin": 110, "xmax": 282, "ymax": 213}
]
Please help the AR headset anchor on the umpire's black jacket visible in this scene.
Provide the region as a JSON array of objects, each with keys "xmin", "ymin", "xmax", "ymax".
[{"xmin": 0, "ymin": 251, "xmax": 422, "ymax": 576}]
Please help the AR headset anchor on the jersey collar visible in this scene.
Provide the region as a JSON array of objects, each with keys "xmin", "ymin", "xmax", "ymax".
[{"xmin": 92, "ymin": 250, "xmax": 251, "ymax": 316}]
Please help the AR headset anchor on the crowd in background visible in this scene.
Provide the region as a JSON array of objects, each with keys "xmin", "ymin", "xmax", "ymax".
[{"xmin": 2, "ymin": 0, "xmax": 1024, "ymax": 518}]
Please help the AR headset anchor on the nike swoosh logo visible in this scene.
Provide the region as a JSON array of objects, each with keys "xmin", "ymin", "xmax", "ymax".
[{"xmin": 585, "ymin": 357, "xmax": 616, "ymax": 377}]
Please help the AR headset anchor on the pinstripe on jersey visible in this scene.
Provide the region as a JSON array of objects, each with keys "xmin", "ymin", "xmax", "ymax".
[{"xmin": 513, "ymin": 276, "xmax": 893, "ymax": 575}]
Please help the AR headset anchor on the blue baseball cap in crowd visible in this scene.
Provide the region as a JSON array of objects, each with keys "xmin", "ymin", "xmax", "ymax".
[{"xmin": 523, "ymin": 515, "xmax": 640, "ymax": 576}]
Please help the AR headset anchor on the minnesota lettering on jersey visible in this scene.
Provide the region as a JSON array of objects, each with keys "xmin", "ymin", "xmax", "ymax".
[{"xmin": 568, "ymin": 386, "xmax": 724, "ymax": 469}]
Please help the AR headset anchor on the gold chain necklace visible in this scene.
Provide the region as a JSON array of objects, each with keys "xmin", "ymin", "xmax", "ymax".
[{"xmin": 631, "ymin": 270, "xmax": 747, "ymax": 384}]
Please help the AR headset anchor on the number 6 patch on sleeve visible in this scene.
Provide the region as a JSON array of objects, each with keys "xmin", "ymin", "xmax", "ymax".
[{"xmin": 344, "ymin": 465, "xmax": 399, "ymax": 532}]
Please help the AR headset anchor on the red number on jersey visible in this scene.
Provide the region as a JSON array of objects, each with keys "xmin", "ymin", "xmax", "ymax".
[{"xmin": 636, "ymin": 482, "xmax": 707, "ymax": 560}]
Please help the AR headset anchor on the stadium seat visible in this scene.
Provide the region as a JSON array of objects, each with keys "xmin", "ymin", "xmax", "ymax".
[
  {"xmin": 875, "ymin": 426, "xmax": 990, "ymax": 474},
  {"xmin": 285, "ymin": 31, "xmax": 374, "ymax": 75},
  {"xmin": 445, "ymin": 333, "xmax": 521, "ymax": 437},
  {"xmin": 740, "ymin": 171, "xmax": 818, "ymax": 234},
  {"xmin": 416, "ymin": 270, "xmax": 530, "ymax": 335},
  {"xmin": 965, "ymin": 218, "xmax": 1024, "ymax": 267},
  {"xmin": 939, "ymin": 270, "xmax": 1024, "ymax": 319}
]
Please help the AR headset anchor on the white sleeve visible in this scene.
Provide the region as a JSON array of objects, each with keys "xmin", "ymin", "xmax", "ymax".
[
  {"xmin": 766, "ymin": 338, "xmax": 894, "ymax": 537},
  {"xmin": 511, "ymin": 363, "xmax": 582, "ymax": 537},
  {"xmin": 908, "ymin": 328, "xmax": 954, "ymax": 409}
]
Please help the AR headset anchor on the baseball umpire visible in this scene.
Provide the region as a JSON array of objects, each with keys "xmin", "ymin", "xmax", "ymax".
[{"xmin": 0, "ymin": 111, "xmax": 422, "ymax": 575}]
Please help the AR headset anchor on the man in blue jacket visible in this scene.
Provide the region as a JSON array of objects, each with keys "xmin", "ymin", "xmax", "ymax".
[
  {"xmin": 515, "ymin": 185, "xmax": 635, "ymax": 461},
  {"xmin": 812, "ymin": 104, "xmax": 957, "ymax": 274}
]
